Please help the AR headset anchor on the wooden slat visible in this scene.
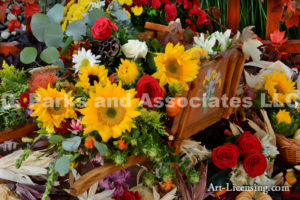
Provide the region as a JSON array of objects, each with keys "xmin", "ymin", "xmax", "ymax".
[
  {"xmin": 70, "ymin": 156, "xmax": 147, "ymax": 197},
  {"xmin": 0, "ymin": 123, "xmax": 37, "ymax": 143},
  {"xmin": 226, "ymin": 0, "xmax": 240, "ymax": 33},
  {"xmin": 265, "ymin": 0, "xmax": 282, "ymax": 39},
  {"xmin": 263, "ymin": 40, "xmax": 300, "ymax": 54}
]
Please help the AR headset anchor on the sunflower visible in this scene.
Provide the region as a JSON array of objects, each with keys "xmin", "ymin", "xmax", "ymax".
[
  {"xmin": 152, "ymin": 43, "xmax": 200, "ymax": 91},
  {"xmin": 30, "ymin": 86, "xmax": 77, "ymax": 134},
  {"xmin": 75, "ymin": 64, "xmax": 108, "ymax": 91},
  {"xmin": 81, "ymin": 82, "xmax": 141, "ymax": 142},
  {"xmin": 116, "ymin": 59, "xmax": 139, "ymax": 85},
  {"xmin": 264, "ymin": 71, "xmax": 297, "ymax": 104},
  {"xmin": 276, "ymin": 109, "xmax": 291, "ymax": 124}
]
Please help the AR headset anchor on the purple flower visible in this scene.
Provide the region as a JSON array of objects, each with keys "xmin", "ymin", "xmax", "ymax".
[
  {"xmin": 91, "ymin": 153, "xmax": 104, "ymax": 167},
  {"xmin": 98, "ymin": 177, "xmax": 114, "ymax": 190},
  {"xmin": 111, "ymin": 169, "xmax": 131, "ymax": 184}
]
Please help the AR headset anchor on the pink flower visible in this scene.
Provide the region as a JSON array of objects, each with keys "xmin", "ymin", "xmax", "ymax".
[
  {"xmin": 151, "ymin": 0, "xmax": 161, "ymax": 8},
  {"xmin": 68, "ymin": 119, "xmax": 84, "ymax": 134}
]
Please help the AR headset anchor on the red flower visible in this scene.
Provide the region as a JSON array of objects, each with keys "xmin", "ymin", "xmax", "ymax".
[
  {"xmin": 212, "ymin": 143, "xmax": 239, "ymax": 169},
  {"xmin": 186, "ymin": 19, "xmax": 196, "ymax": 31},
  {"xmin": 243, "ymin": 152, "xmax": 267, "ymax": 178},
  {"xmin": 19, "ymin": 92, "xmax": 31, "ymax": 108},
  {"xmin": 91, "ymin": 17, "xmax": 118, "ymax": 40},
  {"xmin": 7, "ymin": 20, "xmax": 21, "ymax": 32},
  {"xmin": 28, "ymin": 68, "xmax": 59, "ymax": 93},
  {"xmin": 113, "ymin": 190, "xmax": 140, "ymax": 200},
  {"xmin": 270, "ymin": 29, "xmax": 288, "ymax": 46},
  {"xmin": 165, "ymin": 3, "xmax": 177, "ymax": 22},
  {"xmin": 151, "ymin": 0, "xmax": 161, "ymax": 8},
  {"xmin": 54, "ymin": 121, "xmax": 71, "ymax": 134},
  {"xmin": 109, "ymin": 73, "xmax": 118, "ymax": 84},
  {"xmin": 188, "ymin": 8, "xmax": 206, "ymax": 25},
  {"xmin": 133, "ymin": 0, "xmax": 149, "ymax": 6},
  {"xmin": 135, "ymin": 75, "xmax": 164, "ymax": 109},
  {"xmin": 236, "ymin": 131, "xmax": 262, "ymax": 156},
  {"xmin": 24, "ymin": 3, "xmax": 40, "ymax": 17},
  {"xmin": 11, "ymin": 5, "xmax": 22, "ymax": 15}
]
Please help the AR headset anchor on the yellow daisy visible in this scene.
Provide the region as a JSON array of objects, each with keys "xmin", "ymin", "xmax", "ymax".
[
  {"xmin": 75, "ymin": 64, "xmax": 108, "ymax": 91},
  {"xmin": 131, "ymin": 6, "xmax": 143, "ymax": 16},
  {"xmin": 264, "ymin": 71, "xmax": 297, "ymax": 104},
  {"xmin": 81, "ymin": 82, "xmax": 141, "ymax": 142},
  {"xmin": 152, "ymin": 43, "xmax": 200, "ymax": 91},
  {"xmin": 119, "ymin": 0, "xmax": 132, "ymax": 6},
  {"xmin": 116, "ymin": 59, "xmax": 139, "ymax": 85},
  {"xmin": 276, "ymin": 109, "xmax": 291, "ymax": 124},
  {"xmin": 30, "ymin": 86, "xmax": 77, "ymax": 134}
]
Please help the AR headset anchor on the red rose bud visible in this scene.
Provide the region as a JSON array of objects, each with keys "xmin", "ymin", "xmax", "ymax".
[
  {"xmin": 151, "ymin": 0, "xmax": 161, "ymax": 8},
  {"xmin": 19, "ymin": 92, "xmax": 30, "ymax": 108},
  {"xmin": 236, "ymin": 131, "xmax": 262, "ymax": 156},
  {"xmin": 109, "ymin": 73, "xmax": 118, "ymax": 84},
  {"xmin": 136, "ymin": 75, "xmax": 164, "ymax": 109},
  {"xmin": 212, "ymin": 143, "xmax": 239, "ymax": 169},
  {"xmin": 243, "ymin": 152, "xmax": 267, "ymax": 178},
  {"xmin": 8, "ymin": 20, "xmax": 21, "ymax": 32},
  {"xmin": 11, "ymin": 5, "xmax": 22, "ymax": 15},
  {"xmin": 91, "ymin": 17, "xmax": 118, "ymax": 40},
  {"xmin": 113, "ymin": 190, "xmax": 141, "ymax": 200},
  {"xmin": 54, "ymin": 121, "xmax": 71, "ymax": 134}
]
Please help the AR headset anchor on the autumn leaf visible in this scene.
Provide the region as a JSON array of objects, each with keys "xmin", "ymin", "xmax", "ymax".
[
  {"xmin": 270, "ymin": 29, "xmax": 288, "ymax": 45},
  {"xmin": 24, "ymin": 3, "xmax": 40, "ymax": 18},
  {"xmin": 284, "ymin": 11, "xmax": 299, "ymax": 28},
  {"xmin": 242, "ymin": 38, "xmax": 263, "ymax": 62}
]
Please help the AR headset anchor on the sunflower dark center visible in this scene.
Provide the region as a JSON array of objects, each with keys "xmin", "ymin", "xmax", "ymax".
[
  {"xmin": 169, "ymin": 64, "xmax": 177, "ymax": 73},
  {"xmin": 106, "ymin": 108, "xmax": 117, "ymax": 118},
  {"xmin": 88, "ymin": 75, "xmax": 99, "ymax": 86},
  {"xmin": 53, "ymin": 104, "xmax": 61, "ymax": 111}
]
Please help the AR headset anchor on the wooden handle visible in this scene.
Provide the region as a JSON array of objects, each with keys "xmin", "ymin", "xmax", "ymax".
[
  {"xmin": 0, "ymin": 123, "xmax": 37, "ymax": 143},
  {"xmin": 70, "ymin": 155, "xmax": 147, "ymax": 197},
  {"xmin": 144, "ymin": 22, "xmax": 169, "ymax": 32}
]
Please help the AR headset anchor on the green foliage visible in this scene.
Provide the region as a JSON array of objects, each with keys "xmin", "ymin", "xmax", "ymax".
[
  {"xmin": 94, "ymin": 141, "xmax": 108, "ymax": 156},
  {"xmin": 42, "ymin": 168, "xmax": 58, "ymax": 200},
  {"xmin": 20, "ymin": 47, "xmax": 38, "ymax": 64},
  {"xmin": 55, "ymin": 156, "xmax": 70, "ymax": 175},
  {"xmin": 40, "ymin": 47, "xmax": 60, "ymax": 64},
  {"xmin": 16, "ymin": 148, "xmax": 32, "ymax": 169},
  {"xmin": 62, "ymin": 136, "xmax": 82, "ymax": 152},
  {"xmin": 142, "ymin": 171, "xmax": 156, "ymax": 187},
  {"xmin": 111, "ymin": 151, "xmax": 128, "ymax": 166},
  {"xmin": 0, "ymin": 107, "xmax": 27, "ymax": 131}
]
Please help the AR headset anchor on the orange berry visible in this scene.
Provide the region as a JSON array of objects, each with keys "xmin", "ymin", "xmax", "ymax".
[
  {"xmin": 161, "ymin": 179, "xmax": 174, "ymax": 192},
  {"xmin": 166, "ymin": 97, "xmax": 184, "ymax": 117},
  {"xmin": 84, "ymin": 137, "xmax": 95, "ymax": 149},
  {"xmin": 118, "ymin": 140, "xmax": 128, "ymax": 150}
]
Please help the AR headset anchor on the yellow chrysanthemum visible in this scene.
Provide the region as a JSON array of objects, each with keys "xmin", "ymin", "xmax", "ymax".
[
  {"xmin": 81, "ymin": 82, "xmax": 141, "ymax": 142},
  {"xmin": 264, "ymin": 71, "xmax": 297, "ymax": 104},
  {"xmin": 119, "ymin": 0, "xmax": 132, "ymax": 6},
  {"xmin": 30, "ymin": 86, "xmax": 77, "ymax": 134},
  {"xmin": 116, "ymin": 59, "xmax": 139, "ymax": 85},
  {"xmin": 152, "ymin": 43, "xmax": 200, "ymax": 91},
  {"xmin": 131, "ymin": 6, "xmax": 143, "ymax": 16},
  {"xmin": 276, "ymin": 109, "xmax": 291, "ymax": 124},
  {"xmin": 75, "ymin": 64, "xmax": 108, "ymax": 91},
  {"xmin": 123, "ymin": 8, "xmax": 131, "ymax": 18},
  {"xmin": 186, "ymin": 47, "xmax": 209, "ymax": 66}
]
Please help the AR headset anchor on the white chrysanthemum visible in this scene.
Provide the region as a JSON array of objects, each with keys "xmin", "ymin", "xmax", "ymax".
[
  {"xmin": 89, "ymin": 1, "xmax": 105, "ymax": 10},
  {"xmin": 212, "ymin": 29, "xmax": 232, "ymax": 52},
  {"xmin": 230, "ymin": 163, "xmax": 248, "ymax": 186},
  {"xmin": 72, "ymin": 48, "xmax": 101, "ymax": 73},
  {"xmin": 261, "ymin": 135, "xmax": 279, "ymax": 159},
  {"xmin": 193, "ymin": 34, "xmax": 217, "ymax": 55},
  {"xmin": 249, "ymin": 172, "xmax": 276, "ymax": 187}
]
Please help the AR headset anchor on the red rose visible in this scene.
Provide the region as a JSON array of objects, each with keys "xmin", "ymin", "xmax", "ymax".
[
  {"xmin": 109, "ymin": 72, "xmax": 118, "ymax": 84},
  {"xmin": 91, "ymin": 17, "xmax": 118, "ymax": 40},
  {"xmin": 113, "ymin": 190, "xmax": 140, "ymax": 200},
  {"xmin": 19, "ymin": 92, "xmax": 31, "ymax": 108},
  {"xmin": 236, "ymin": 131, "xmax": 262, "ymax": 156},
  {"xmin": 212, "ymin": 143, "xmax": 239, "ymax": 169},
  {"xmin": 186, "ymin": 19, "xmax": 196, "ymax": 31},
  {"xmin": 165, "ymin": 4, "xmax": 177, "ymax": 22},
  {"xmin": 136, "ymin": 75, "xmax": 164, "ymax": 109},
  {"xmin": 151, "ymin": 0, "xmax": 161, "ymax": 8},
  {"xmin": 8, "ymin": 20, "xmax": 21, "ymax": 32},
  {"xmin": 243, "ymin": 152, "xmax": 267, "ymax": 178},
  {"xmin": 24, "ymin": 3, "xmax": 40, "ymax": 17},
  {"xmin": 54, "ymin": 121, "xmax": 71, "ymax": 134},
  {"xmin": 11, "ymin": 5, "xmax": 22, "ymax": 15}
]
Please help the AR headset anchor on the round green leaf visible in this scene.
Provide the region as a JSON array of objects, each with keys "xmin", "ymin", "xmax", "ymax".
[
  {"xmin": 31, "ymin": 13, "xmax": 51, "ymax": 42},
  {"xmin": 65, "ymin": 21, "xmax": 86, "ymax": 41},
  {"xmin": 94, "ymin": 141, "xmax": 108, "ymax": 156},
  {"xmin": 44, "ymin": 22, "xmax": 63, "ymax": 48},
  {"xmin": 47, "ymin": 4, "xmax": 64, "ymax": 23},
  {"xmin": 55, "ymin": 156, "xmax": 70, "ymax": 176},
  {"xmin": 40, "ymin": 47, "xmax": 60, "ymax": 64},
  {"xmin": 20, "ymin": 47, "xmax": 37, "ymax": 64},
  {"xmin": 49, "ymin": 135, "xmax": 64, "ymax": 144},
  {"xmin": 62, "ymin": 136, "xmax": 81, "ymax": 152}
]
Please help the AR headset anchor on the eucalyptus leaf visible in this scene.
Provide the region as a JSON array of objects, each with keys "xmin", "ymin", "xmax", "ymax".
[
  {"xmin": 62, "ymin": 136, "xmax": 81, "ymax": 152},
  {"xmin": 40, "ymin": 47, "xmax": 60, "ymax": 64},
  {"xmin": 61, "ymin": 36, "xmax": 73, "ymax": 55},
  {"xmin": 31, "ymin": 13, "xmax": 51, "ymax": 42},
  {"xmin": 49, "ymin": 135, "xmax": 64, "ymax": 144},
  {"xmin": 65, "ymin": 21, "xmax": 86, "ymax": 41},
  {"xmin": 88, "ymin": 8, "xmax": 110, "ymax": 27},
  {"xmin": 47, "ymin": 4, "xmax": 64, "ymax": 23},
  {"xmin": 94, "ymin": 141, "xmax": 108, "ymax": 156},
  {"xmin": 20, "ymin": 47, "xmax": 37, "ymax": 64},
  {"xmin": 55, "ymin": 156, "xmax": 70, "ymax": 176},
  {"xmin": 44, "ymin": 22, "xmax": 63, "ymax": 48}
]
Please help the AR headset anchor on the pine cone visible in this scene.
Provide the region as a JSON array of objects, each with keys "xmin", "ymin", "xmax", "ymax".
[{"xmin": 92, "ymin": 36, "xmax": 120, "ymax": 68}]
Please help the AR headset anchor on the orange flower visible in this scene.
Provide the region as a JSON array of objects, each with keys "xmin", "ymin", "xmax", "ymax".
[
  {"xmin": 160, "ymin": 179, "xmax": 174, "ymax": 191},
  {"xmin": 84, "ymin": 137, "xmax": 95, "ymax": 149},
  {"xmin": 216, "ymin": 188, "xmax": 227, "ymax": 197},
  {"xmin": 118, "ymin": 140, "xmax": 128, "ymax": 150},
  {"xmin": 166, "ymin": 97, "xmax": 184, "ymax": 117}
]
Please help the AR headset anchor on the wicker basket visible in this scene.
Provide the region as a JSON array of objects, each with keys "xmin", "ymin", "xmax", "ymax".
[{"xmin": 276, "ymin": 134, "xmax": 300, "ymax": 165}]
